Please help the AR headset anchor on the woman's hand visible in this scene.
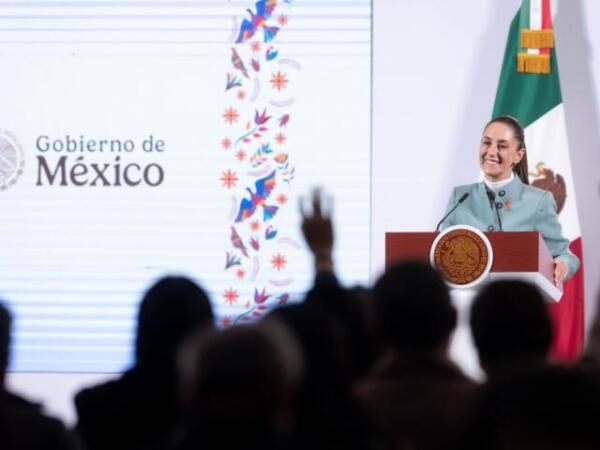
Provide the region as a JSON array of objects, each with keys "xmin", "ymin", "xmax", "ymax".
[{"xmin": 554, "ymin": 259, "xmax": 568, "ymax": 287}]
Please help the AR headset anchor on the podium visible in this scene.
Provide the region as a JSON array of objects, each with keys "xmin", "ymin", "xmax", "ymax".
[
  {"xmin": 385, "ymin": 231, "xmax": 562, "ymax": 302},
  {"xmin": 385, "ymin": 231, "xmax": 562, "ymax": 380}
]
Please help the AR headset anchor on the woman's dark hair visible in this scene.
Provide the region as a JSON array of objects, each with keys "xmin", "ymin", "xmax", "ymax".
[{"xmin": 485, "ymin": 115, "xmax": 529, "ymax": 185}]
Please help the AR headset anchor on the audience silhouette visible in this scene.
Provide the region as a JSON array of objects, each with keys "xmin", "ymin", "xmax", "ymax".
[
  {"xmin": 0, "ymin": 303, "xmax": 80, "ymax": 450},
  {"xmin": 1, "ymin": 190, "xmax": 599, "ymax": 450},
  {"xmin": 74, "ymin": 277, "xmax": 214, "ymax": 450},
  {"xmin": 262, "ymin": 189, "xmax": 371, "ymax": 449},
  {"xmin": 464, "ymin": 364, "xmax": 600, "ymax": 450},
  {"xmin": 580, "ymin": 291, "xmax": 600, "ymax": 372},
  {"xmin": 463, "ymin": 280, "xmax": 600, "ymax": 450},
  {"xmin": 356, "ymin": 261, "xmax": 479, "ymax": 450},
  {"xmin": 470, "ymin": 280, "xmax": 552, "ymax": 379},
  {"xmin": 164, "ymin": 320, "xmax": 303, "ymax": 449}
]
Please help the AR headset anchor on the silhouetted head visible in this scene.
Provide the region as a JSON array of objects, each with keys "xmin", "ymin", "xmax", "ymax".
[
  {"xmin": 304, "ymin": 280, "xmax": 375, "ymax": 379},
  {"xmin": 269, "ymin": 303, "xmax": 348, "ymax": 389},
  {"xmin": 135, "ymin": 276, "xmax": 214, "ymax": 369},
  {"xmin": 267, "ymin": 302, "xmax": 372, "ymax": 447},
  {"xmin": 471, "ymin": 280, "xmax": 552, "ymax": 376},
  {"xmin": 179, "ymin": 321, "xmax": 302, "ymax": 437},
  {"xmin": 0, "ymin": 303, "xmax": 10, "ymax": 385},
  {"xmin": 373, "ymin": 261, "xmax": 455, "ymax": 354}
]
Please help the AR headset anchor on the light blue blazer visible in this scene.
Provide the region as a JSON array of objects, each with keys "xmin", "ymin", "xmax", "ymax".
[{"xmin": 440, "ymin": 176, "xmax": 580, "ymax": 280}]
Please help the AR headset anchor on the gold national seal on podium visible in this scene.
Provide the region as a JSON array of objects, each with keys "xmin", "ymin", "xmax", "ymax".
[{"xmin": 430, "ymin": 225, "xmax": 493, "ymax": 289}]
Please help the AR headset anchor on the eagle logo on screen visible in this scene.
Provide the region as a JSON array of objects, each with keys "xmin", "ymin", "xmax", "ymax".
[{"xmin": 0, "ymin": 130, "xmax": 25, "ymax": 191}]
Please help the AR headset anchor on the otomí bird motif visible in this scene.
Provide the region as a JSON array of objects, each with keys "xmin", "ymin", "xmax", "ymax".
[
  {"xmin": 235, "ymin": 0, "xmax": 280, "ymax": 44},
  {"xmin": 235, "ymin": 170, "xmax": 279, "ymax": 222}
]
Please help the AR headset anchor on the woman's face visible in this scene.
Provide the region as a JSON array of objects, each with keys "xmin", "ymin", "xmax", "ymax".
[{"xmin": 479, "ymin": 122, "xmax": 524, "ymax": 181}]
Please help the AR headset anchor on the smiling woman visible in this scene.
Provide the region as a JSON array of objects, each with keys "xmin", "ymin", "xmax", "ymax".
[
  {"xmin": 479, "ymin": 116, "xmax": 527, "ymax": 183},
  {"xmin": 439, "ymin": 115, "xmax": 579, "ymax": 286},
  {"xmin": 479, "ymin": 116, "xmax": 529, "ymax": 184}
]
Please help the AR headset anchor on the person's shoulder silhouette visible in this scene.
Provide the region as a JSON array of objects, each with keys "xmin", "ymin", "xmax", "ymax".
[
  {"xmin": 0, "ymin": 302, "xmax": 80, "ymax": 450},
  {"xmin": 356, "ymin": 261, "xmax": 478, "ymax": 450},
  {"xmin": 75, "ymin": 276, "xmax": 214, "ymax": 450}
]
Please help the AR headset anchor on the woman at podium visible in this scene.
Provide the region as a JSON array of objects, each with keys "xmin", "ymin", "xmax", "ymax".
[{"xmin": 439, "ymin": 115, "xmax": 579, "ymax": 286}]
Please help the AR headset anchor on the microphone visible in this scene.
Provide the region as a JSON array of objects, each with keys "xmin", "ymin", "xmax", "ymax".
[
  {"xmin": 485, "ymin": 187, "xmax": 503, "ymax": 231},
  {"xmin": 436, "ymin": 192, "xmax": 469, "ymax": 232}
]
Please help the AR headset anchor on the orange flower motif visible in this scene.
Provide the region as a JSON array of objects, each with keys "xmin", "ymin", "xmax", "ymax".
[
  {"xmin": 221, "ymin": 137, "xmax": 232, "ymax": 150},
  {"xmin": 220, "ymin": 170, "xmax": 238, "ymax": 189},
  {"xmin": 222, "ymin": 106, "xmax": 239, "ymax": 125},
  {"xmin": 276, "ymin": 193, "xmax": 288, "ymax": 205},
  {"xmin": 270, "ymin": 71, "xmax": 288, "ymax": 91},
  {"xmin": 274, "ymin": 153, "xmax": 288, "ymax": 164},
  {"xmin": 277, "ymin": 14, "xmax": 288, "ymax": 27},
  {"xmin": 271, "ymin": 253, "xmax": 287, "ymax": 271},
  {"xmin": 250, "ymin": 41, "xmax": 261, "ymax": 53},
  {"xmin": 222, "ymin": 288, "xmax": 239, "ymax": 305},
  {"xmin": 275, "ymin": 132, "xmax": 286, "ymax": 145},
  {"xmin": 235, "ymin": 149, "xmax": 247, "ymax": 161}
]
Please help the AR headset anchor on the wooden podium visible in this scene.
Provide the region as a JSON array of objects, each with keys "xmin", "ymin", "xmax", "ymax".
[{"xmin": 385, "ymin": 231, "xmax": 562, "ymax": 302}]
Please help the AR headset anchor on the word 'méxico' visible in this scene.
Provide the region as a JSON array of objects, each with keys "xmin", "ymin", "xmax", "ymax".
[{"xmin": 36, "ymin": 135, "xmax": 166, "ymax": 187}]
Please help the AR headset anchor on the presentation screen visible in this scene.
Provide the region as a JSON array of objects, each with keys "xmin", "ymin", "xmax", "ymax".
[{"xmin": 0, "ymin": 0, "xmax": 371, "ymax": 372}]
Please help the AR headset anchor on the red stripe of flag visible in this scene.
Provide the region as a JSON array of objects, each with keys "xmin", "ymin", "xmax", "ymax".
[
  {"xmin": 547, "ymin": 237, "xmax": 585, "ymax": 361},
  {"xmin": 540, "ymin": 0, "xmax": 552, "ymax": 55}
]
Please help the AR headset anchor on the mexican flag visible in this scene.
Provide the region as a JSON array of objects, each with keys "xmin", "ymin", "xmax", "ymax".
[{"xmin": 493, "ymin": 0, "xmax": 584, "ymax": 360}]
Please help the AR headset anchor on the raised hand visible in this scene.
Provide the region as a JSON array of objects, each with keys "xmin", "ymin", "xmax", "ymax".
[{"xmin": 299, "ymin": 188, "xmax": 334, "ymax": 272}]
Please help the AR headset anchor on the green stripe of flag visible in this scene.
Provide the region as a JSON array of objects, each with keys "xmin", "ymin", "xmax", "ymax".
[{"xmin": 492, "ymin": 9, "xmax": 562, "ymax": 128}]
